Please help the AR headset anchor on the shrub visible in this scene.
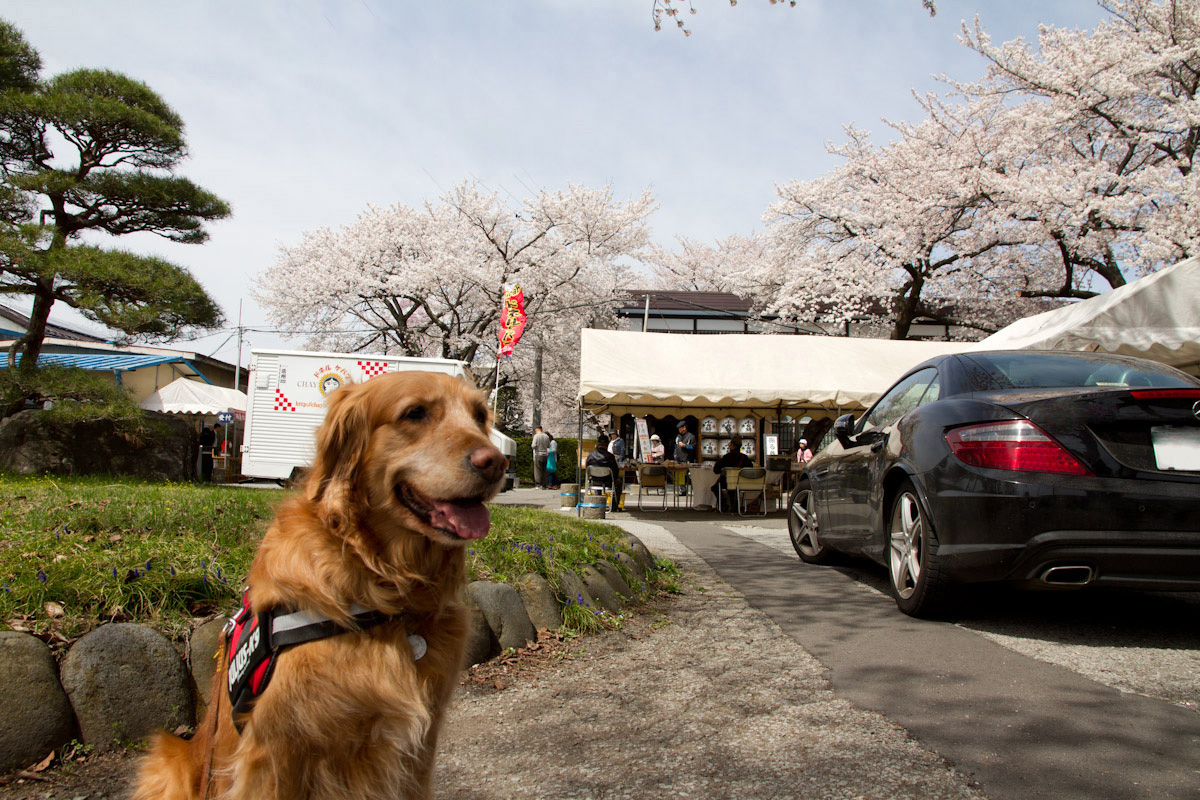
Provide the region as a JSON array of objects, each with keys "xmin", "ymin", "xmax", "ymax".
[{"xmin": 0, "ymin": 364, "xmax": 156, "ymax": 436}]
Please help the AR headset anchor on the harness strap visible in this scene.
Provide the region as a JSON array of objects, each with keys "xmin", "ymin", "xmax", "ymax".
[
  {"xmin": 270, "ymin": 604, "xmax": 386, "ymax": 647},
  {"xmin": 224, "ymin": 591, "xmax": 418, "ymax": 732}
]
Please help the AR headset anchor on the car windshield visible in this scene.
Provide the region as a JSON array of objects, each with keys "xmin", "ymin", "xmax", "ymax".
[{"xmin": 960, "ymin": 352, "xmax": 1195, "ymax": 391}]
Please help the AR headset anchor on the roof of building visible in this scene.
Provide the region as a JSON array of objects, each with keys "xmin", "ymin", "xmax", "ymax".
[
  {"xmin": 616, "ymin": 290, "xmax": 754, "ymax": 316},
  {"xmin": 2, "ymin": 352, "xmax": 213, "ymax": 382},
  {"xmin": 0, "ymin": 304, "xmax": 109, "ymax": 343}
]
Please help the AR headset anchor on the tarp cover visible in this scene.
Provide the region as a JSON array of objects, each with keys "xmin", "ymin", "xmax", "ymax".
[
  {"xmin": 578, "ymin": 329, "xmax": 972, "ymax": 414},
  {"xmin": 139, "ymin": 377, "xmax": 248, "ymax": 417},
  {"xmin": 970, "ymin": 257, "xmax": 1200, "ymax": 373}
]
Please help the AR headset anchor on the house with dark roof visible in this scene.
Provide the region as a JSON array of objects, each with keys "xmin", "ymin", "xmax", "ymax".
[
  {"xmin": 614, "ymin": 289, "xmax": 966, "ymax": 340},
  {"xmin": 0, "ymin": 303, "xmax": 246, "ymax": 404}
]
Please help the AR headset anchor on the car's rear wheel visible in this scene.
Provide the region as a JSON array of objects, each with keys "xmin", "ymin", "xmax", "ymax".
[
  {"xmin": 888, "ymin": 479, "xmax": 950, "ymax": 617},
  {"xmin": 788, "ymin": 482, "xmax": 835, "ymax": 564}
]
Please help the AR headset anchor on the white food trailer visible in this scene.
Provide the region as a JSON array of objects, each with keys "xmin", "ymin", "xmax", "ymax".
[{"xmin": 240, "ymin": 349, "xmax": 517, "ymax": 486}]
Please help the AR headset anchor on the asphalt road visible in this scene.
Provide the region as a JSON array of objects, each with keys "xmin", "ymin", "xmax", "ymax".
[{"xmin": 670, "ymin": 520, "xmax": 1200, "ymax": 800}]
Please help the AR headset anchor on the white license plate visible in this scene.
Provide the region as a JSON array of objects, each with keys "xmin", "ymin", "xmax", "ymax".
[{"xmin": 1151, "ymin": 426, "xmax": 1200, "ymax": 471}]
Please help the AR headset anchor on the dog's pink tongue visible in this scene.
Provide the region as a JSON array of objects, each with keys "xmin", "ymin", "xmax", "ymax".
[{"xmin": 430, "ymin": 500, "xmax": 491, "ymax": 540}]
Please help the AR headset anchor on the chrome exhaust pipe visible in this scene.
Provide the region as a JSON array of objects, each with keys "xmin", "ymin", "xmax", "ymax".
[{"xmin": 1040, "ymin": 565, "xmax": 1095, "ymax": 586}]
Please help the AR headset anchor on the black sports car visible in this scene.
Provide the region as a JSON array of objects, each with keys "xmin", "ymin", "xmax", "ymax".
[{"xmin": 787, "ymin": 350, "xmax": 1200, "ymax": 617}]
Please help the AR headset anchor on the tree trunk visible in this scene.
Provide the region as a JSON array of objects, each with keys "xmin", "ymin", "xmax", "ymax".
[
  {"xmin": 890, "ymin": 269, "xmax": 924, "ymax": 340},
  {"xmin": 531, "ymin": 339, "xmax": 544, "ymax": 430},
  {"xmin": 9, "ymin": 286, "xmax": 53, "ymax": 372}
]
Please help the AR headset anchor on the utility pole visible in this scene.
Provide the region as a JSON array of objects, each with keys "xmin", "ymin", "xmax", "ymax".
[{"xmin": 234, "ymin": 300, "xmax": 244, "ymax": 392}]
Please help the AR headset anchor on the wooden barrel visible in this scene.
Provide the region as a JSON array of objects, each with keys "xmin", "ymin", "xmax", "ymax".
[
  {"xmin": 579, "ymin": 492, "xmax": 607, "ymax": 519},
  {"xmin": 560, "ymin": 483, "xmax": 579, "ymax": 508}
]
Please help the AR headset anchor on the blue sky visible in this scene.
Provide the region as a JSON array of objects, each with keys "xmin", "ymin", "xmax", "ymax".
[{"xmin": 1, "ymin": 1, "xmax": 1110, "ymax": 363}]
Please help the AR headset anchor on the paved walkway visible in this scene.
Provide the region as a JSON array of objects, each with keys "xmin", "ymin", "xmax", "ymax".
[{"xmin": 485, "ymin": 487, "xmax": 1200, "ymax": 800}]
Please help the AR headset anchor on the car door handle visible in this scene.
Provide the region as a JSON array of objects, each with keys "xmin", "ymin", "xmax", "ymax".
[{"xmin": 869, "ymin": 441, "xmax": 884, "ymax": 453}]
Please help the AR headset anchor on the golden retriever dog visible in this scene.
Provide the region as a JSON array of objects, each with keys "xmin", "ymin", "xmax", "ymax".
[{"xmin": 133, "ymin": 371, "xmax": 507, "ymax": 800}]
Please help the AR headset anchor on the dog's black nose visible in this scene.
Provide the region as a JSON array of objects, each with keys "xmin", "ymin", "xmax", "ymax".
[{"xmin": 469, "ymin": 445, "xmax": 506, "ymax": 482}]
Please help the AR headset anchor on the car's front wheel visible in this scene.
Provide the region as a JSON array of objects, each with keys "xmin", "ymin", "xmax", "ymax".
[
  {"xmin": 888, "ymin": 478, "xmax": 950, "ymax": 617},
  {"xmin": 788, "ymin": 481, "xmax": 835, "ymax": 564}
]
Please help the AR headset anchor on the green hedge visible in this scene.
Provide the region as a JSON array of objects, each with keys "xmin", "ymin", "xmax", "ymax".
[{"xmin": 511, "ymin": 436, "xmax": 579, "ymax": 485}]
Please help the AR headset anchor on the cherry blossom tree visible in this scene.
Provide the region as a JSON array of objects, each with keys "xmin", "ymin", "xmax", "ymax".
[
  {"xmin": 641, "ymin": 233, "xmax": 766, "ymax": 292},
  {"xmin": 256, "ymin": 180, "xmax": 655, "ymax": 423},
  {"xmin": 651, "ymin": 0, "xmax": 936, "ymax": 36},
  {"xmin": 758, "ymin": 103, "xmax": 1028, "ymax": 340},
  {"xmin": 956, "ymin": 0, "xmax": 1200, "ymax": 297}
]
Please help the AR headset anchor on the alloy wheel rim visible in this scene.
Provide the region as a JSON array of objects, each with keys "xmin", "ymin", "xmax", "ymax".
[
  {"xmin": 789, "ymin": 488, "xmax": 820, "ymax": 556},
  {"xmin": 889, "ymin": 492, "xmax": 922, "ymax": 598}
]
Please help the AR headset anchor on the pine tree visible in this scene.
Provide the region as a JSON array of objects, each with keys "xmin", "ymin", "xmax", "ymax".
[{"xmin": 0, "ymin": 19, "xmax": 230, "ymax": 372}]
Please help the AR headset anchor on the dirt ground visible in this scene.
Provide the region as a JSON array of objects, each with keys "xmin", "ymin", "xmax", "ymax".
[{"xmin": 0, "ymin": 527, "xmax": 984, "ymax": 800}]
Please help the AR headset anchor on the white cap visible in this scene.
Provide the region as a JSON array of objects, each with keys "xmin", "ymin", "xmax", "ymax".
[{"xmin": 650, "ymin": 434, "xmax": 661, "ymax": 441}]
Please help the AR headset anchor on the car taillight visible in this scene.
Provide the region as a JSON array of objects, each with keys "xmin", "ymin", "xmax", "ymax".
[
  {"xmin": 946, "ymin": 420, "xmax": 1092, "ymax": 476},
  {"xmin": 1130, "ymin": 389, "xmax": 1200, "ymax": 400}
]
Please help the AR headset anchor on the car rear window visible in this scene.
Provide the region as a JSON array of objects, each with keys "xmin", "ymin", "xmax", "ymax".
[{"xmin": 960, "ymin": 352, "xmax": 1196, "ymax": 391}]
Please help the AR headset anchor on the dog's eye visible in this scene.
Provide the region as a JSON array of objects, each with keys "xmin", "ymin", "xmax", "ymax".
[
  {"xmin": 475, "ymin": 409, "xmax": 488, "ymax": 426},
  {"xmin": 403, "ymin": 406, "xmax": 427, "ymax": 422}
]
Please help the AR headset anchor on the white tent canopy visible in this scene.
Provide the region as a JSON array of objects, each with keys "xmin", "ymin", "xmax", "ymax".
[
  {"xmin": 578, "ymin": 329, "xmax": 973, "ymax": 416},
  {"xmin": 970, "ymin": 257, "xmax": 1200, "ymax": 374},
  {"xmin": 139, "ymin": 377, "xmax": 248, "ymax": 418}
]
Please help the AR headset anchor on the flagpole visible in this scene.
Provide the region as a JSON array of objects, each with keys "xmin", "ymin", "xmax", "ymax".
[{"xmin": 492, "ymin": 356, "xmax": 500, "ymax": 420}]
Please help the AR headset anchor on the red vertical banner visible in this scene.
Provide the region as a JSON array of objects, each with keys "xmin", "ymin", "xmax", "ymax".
[{"xmin": 498, "ymin": 285, "xmax": 527, "ymax": 358}]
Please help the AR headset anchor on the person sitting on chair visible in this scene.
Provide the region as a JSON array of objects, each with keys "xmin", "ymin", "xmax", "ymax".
[
  {"xmin": 712, "ymin": 435, "xmax": 752, "ymax": 512},
  {"xmin": 586, "ymin": 434, "xmax": 623, "ymax": 512}
]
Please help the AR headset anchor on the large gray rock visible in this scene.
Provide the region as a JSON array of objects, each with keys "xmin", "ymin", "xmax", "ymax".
[
  {"xmin": 558, "ymin": 569, "xmax": 598, "ymax": 613},
  {"xmin": 595, "ymin": 561, "xmax": 634, "ymax": 601},
  {"xmin": 580, "ymin": 566, "xmax": 622, "ymax": 613},
  {"xmin": 0, "ymin": 410, "xmax": 194, "ymax": 480},
  {"xmin": 622, "ymin": 532, "xmax": 655, "ymax": 575},
  {"xmin": 468, "ymin": 581, "xmax": 536, "ymax": 651},
  {"xmin": 513, "ymin": 573, "xmax": 563, "ymax": 631},
  {"xmin": 616, "ymin": 551, "xmax": 647, "ymax": 586},
  {"xmin": 60, "ymin": 623, "xmax": 194, "ymax": 748},
  {"xmin": 190, "ymin": 619, "xmax": 227, "ymax": 711},
  {"xmin": 0, "ymin": 632, "xmax": 76, "ymax": 773},
  {"xmin": 462, "ymin": 593, "xmax": 500, "ymax": 667}
]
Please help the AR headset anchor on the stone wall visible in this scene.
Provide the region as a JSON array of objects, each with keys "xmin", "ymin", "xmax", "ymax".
[
  {"xmin": 0, "ymin": 534, "xmax": 655, "ymax": 774},
  {"xmin": 0, "ymin": 409, "xmax": 195, "ymax": 481}
]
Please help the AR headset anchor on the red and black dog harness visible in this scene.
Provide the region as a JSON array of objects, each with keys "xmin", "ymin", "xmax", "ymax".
[{"xmin": 224, "ymin": 591, "xmax": 423, "ymax": 730}]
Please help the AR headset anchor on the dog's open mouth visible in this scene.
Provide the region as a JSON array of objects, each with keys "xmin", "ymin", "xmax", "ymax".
[{"xmin": 394, "ymin": 482, "xmax": 491, "ymax": 541}]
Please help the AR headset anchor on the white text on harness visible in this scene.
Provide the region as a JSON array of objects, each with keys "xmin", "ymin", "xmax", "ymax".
[{"xmin": 228, "ymin": 626, "xmax": 260, "ymax": 691}]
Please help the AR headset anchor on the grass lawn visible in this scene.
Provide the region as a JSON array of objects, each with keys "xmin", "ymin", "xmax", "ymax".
[{"xmin": 0, "ymin": 474, "xmax": 672, "ymax": 643}]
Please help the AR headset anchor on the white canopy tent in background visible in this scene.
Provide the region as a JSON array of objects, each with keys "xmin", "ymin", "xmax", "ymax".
[
  {"xmin": 970, "ymin": 257, "xmax": 1200, "ymax": 375},
  {"xmin": 578, "ymin": 329, "xmax": 973, "ymax": 417},
  {"xmin": 139, "ymin": 377, "xmax": 248, "ymax": 418}
]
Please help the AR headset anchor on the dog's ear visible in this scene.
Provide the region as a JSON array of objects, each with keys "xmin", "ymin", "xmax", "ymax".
[{"xmin": 306, "ymin": 382, "xmax": 372, "ymax": 532}]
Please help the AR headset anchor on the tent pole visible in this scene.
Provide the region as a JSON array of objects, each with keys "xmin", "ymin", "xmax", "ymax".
[{"xmin": 577, "ymin": 403, "xmax": 584, "ymax": 517}]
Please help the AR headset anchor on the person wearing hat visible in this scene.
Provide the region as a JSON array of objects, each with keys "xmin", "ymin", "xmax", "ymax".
[
  {"xmin": 672, "ymin": 420, "xmax": 697, "ymax": 496},
  {"xmin": 673, "ymin": 420, "xmax": 697, "ymax": 464},
  {"xmin": 647, "ymin": 433, "xmax": 665, "ymax": 464},
  {"xmin": 796, "ymin": 437, "xmax": 814, "ymax": 465}
]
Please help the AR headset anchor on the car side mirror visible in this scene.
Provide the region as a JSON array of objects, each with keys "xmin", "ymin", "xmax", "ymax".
[{"xmin": 834, "ymin": 413, "xmax": 856, "ymax": 447}]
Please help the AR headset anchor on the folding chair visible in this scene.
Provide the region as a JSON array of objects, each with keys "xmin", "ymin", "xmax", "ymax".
[
  {"xmin": 735, "ymin": 468, "xmax": 767, "ymax": 516},
  {"xmin": 636, "ymin": 465, "xmax": 668, "ymax": 511},
  {"xmin": 670, "ymin": 466, "xmax": 692, "ymax": 508},
  {"xmin": 764, "ymin": 469, "xmax": 786, "ymax": 512},
  {"xmin": 716, "ymin": 468, "xmax": 736, "ymax": 513},
  {"xmin": 585, "ymin": 465, "xmax": 614, "ymax": 501}
]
